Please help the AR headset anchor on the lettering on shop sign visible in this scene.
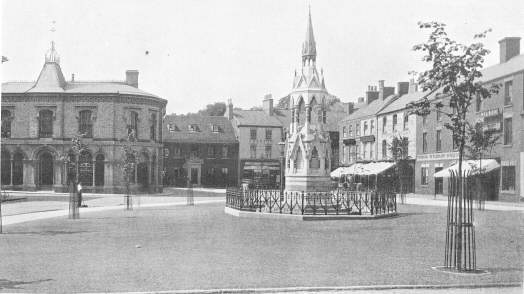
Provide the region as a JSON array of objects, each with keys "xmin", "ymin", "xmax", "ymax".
[{"xmin": 416, "ymin": 152, "xmax": 459, "ymax": 161}]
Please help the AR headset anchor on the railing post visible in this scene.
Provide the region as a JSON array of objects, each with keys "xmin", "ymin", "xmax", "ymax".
[{"xmin": 301, "ymin": 191, "xmax": 305, "ymax": 215}]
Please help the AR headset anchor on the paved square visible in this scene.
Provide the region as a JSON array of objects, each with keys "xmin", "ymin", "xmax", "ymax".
[{"xmin": 0, "ymin": 203, "xmax": 522, "ymax": 293}]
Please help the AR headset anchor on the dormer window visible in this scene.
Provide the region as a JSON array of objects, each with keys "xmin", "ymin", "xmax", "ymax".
[
  {"xmin": 188, "ymin": 124, "xmax": 200, "ymax": 132},
  {"xmin": 211, "ymin": 124, "xmax": 221, "ymax": 133},
  {"xmin": 168, "ymin": 123, "xmax": 180, "ymax": 132}
]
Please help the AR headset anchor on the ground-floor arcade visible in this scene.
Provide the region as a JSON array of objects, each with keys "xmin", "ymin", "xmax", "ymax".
[{"xmin": 0, "ymin": 141, "xmax": 163, "ymax": 193}]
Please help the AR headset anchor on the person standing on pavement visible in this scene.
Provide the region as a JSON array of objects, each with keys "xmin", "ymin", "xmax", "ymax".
[{"xmin": 77, "ymin": 182, "xmax": 83, "ymax": 208}]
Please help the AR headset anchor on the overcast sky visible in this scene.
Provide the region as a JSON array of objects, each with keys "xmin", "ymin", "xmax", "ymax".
[{"xmin": 2, "ymin": 0, "xmax": 523, "ymax": 114}]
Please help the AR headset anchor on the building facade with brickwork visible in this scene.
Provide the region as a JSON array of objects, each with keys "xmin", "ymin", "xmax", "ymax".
[
  {"xmin": 339, "ymin": 81, "xmax": 398, "ymax": 166},
  {"xmin": 414, "ymin": 37, "xmax": 523, "ymax": 202},
  {"xmin": 162, "ymin": 114, "xmax": 238, "ymax": 187},
  {"xmin": 1, "ymin": 42, "xmax": 167, "ymax": 193}
]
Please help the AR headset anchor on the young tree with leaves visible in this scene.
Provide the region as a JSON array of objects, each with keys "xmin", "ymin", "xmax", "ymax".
[
  {"xmin": 407, "ymin": 22, "xmax": 498, "ymax": 271},
  {"xmin": 388, "ymin": 135, "xmax": 410, "ymax": 202},
  {"xmin": 466, "ymin": 121, "xmax": 500, "ymax": 209},
  {"xmin": 121, "ymin": 130, "xmax": 139, "ymax": 210},
  {"xmin": 60, "ymin": 133, "xmax": 88, "ymax": 210}
]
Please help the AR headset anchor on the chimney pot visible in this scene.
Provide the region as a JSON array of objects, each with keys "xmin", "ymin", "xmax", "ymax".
[{"xmin": 126, "ymin": 70, "xmax": 139, "ymax": 88}]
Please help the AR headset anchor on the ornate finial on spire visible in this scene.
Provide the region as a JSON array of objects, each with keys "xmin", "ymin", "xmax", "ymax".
[
  {"xmin": 45, "ymin": 41, "xmax": 60, "ymax": 64},
  {"xmin": 45, "ymin": 20, "xmax": 60, "ymax": 63},
  {"xmin": 302, "ymin": 6, "xmax": 316, "ymax": 65}
]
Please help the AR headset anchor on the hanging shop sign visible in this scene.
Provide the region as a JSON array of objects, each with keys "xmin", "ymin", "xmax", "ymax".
[{"xmin": 360, "ymin": 135, "xmax": 375, "ymax": 143}]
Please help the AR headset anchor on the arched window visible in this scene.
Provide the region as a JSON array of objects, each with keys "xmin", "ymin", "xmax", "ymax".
[
  {"xmin": 12, "ymin": 152, "xmax": 23, "ymax": 185},
  {"xmin": 128, "ymin": 111, "xmax": 139, "ymax": 138},
  {"xmin": 296, "ymin": 149, "xmax": 303, "ymax": 169},
  {"xmin": 78, "ymin": 150, "xmax": 93, "ymax": 186},
  {"xmin": 151, "ymin": 155, "xmax": 156, "ymax": 185},
  {"xmin": 1, "ymin": 110, "xmax": 12, "ymax": 138},
  {"xmin": 79, "ymin": 110, "xmax": 93, "ymax": 138},
  {"xmin": 95, "ymin": 154, "xmax": 104, "ymax": 186},
  {"xmin": 1, "ymin": 150, "xmax": 11, "ymax": 185},
  {"xmin": 150, "ymin": 113, "xmax": 157, "ymax": 141},
  {"xmin": 310, "ymin": 147, "xmax": 320, "ymax": 169},
  {"xmin": 38, "ymin": 110, "xmax": 53, "ymax": 138}
]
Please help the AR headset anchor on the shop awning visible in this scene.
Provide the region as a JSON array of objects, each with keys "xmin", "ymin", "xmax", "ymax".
[
  {"xmin": 331, "ymin": 162, "xmax": 396, "ymax": 177},
  {"xmin": 330, "ymin": 166, "xmax": 350, "ymax": 178},
  {"xmin": 433, "ymin": 159, "xmax": 500, "ymax": 178}
]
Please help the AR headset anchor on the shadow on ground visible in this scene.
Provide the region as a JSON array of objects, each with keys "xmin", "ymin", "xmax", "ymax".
[
  {"xmin": 3, "ymin": 230, "xmax": 90, "ymax": 236},
  {"xmin": 0, "ymin": 278, "xmax": 53, "ymax": 290}
]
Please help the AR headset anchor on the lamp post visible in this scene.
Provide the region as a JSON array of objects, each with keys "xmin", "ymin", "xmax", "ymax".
[{"xmin": 278, "ymin": 141, "xmax": 286, "ymax": 195}]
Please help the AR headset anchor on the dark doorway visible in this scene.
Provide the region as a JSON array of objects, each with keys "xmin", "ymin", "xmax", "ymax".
[
  {"xmin": 137, "ymin": 162, "xmax": 149, "ymax": 189},
  {"xmin": 39, "ymin": 151, "xmax": 54, "ymax": 187},
  {"xmin": 435, "ymin": 167, "xmax": 443, "ymax": 195},
  {"xmin": 191, "ymin": 168, "xmax": 199, "ymax": 185}
]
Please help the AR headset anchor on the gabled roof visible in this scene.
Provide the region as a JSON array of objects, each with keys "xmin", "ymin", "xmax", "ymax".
[
  {"xmin": 232, "ymin": 109, "xmax": 283, "ymax": 127},
  {"xmin": 345, "ymin": 94, "xmax": 398, "ymax": 122},
  {"xmin": 163, "ymin": 115, "xmax": 237, "ymax": 144},
  {"xmin": 377, "ymin": 91, "xmax": 428, "ymax": 115}
]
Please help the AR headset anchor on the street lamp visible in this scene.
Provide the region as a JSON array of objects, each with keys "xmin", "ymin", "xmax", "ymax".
[{"xmin": 278, "ymin": 141, "xmax": 286, "ymax": 195}]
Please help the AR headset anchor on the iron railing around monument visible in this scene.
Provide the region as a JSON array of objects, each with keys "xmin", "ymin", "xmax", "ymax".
[{"xmin": 226, "ymin": 188, "xmax": 396, "ymax": 216}]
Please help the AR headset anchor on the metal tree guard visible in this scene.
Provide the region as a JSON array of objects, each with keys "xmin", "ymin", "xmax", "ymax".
[
  {"xmin": 69, "ymin": 182, "xmax": 79, "ymax": 219},
  {"xmin": 444, "ymin": 170, "xmax": 476, "ymax": 272},
  {"xmin": 187, "ymin": 180, "xmax": 194, "ymax": 206}
]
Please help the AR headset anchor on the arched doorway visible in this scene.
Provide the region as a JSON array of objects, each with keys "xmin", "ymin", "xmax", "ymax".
[
  {"xmin": 1, "ymin": 150, "xmax": 11, "ymax": 185},
  {"xmin": 38, "ymin": 151, "xmax": 54, "ymax": 187},
  {"xmin": 78, "ymin": 150, "xmax": 93, "ymax": 186},
  {"xmin": 137, "ymin": 152, "xmax": 149, "ymax": 190},
  {"xmin": 12, "ymin": 152, "xmax": 24, "ymax": 185},
  {"xmin": 95, "ymin": 154, "xmax": 105, "ymax": 187}
]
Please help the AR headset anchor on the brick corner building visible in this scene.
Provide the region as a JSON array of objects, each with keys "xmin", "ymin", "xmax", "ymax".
[{"xmin": 1, "ymin": 41, "xmax": 167, "ymax": 193}]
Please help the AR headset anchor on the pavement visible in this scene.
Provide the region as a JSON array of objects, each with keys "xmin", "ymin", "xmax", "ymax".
[
  {"xmin": 1, "ymin": 187, "xmax": 226, "ymax": 226},
  {"xmin": 403, "ymin": 193, "xmax": 524, "ymax": 212},
  {"xmin": 1, "ymin": 190, "xmax": 521, "ymax": 228}
]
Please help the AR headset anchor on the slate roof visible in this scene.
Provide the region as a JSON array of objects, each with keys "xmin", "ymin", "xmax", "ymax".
[
  {"xmin": 232, "ymin": 110, "xmax": 283, "ymax": 127},
  {"xmin": 2, "ymin": 62, "xmax": 160, "ymax": 98},
  {"xmin": 480, "ymin": 54, "xmax": 524, "ymax": 82},
  {"xmin": 344, "ymin": 94, "xmax": 398, "ymax": 122},
  {"xmin": 377, "ymin": 91, "xmax": 428, "ymax": 115},
  {"xmin": 163, "ymin": 115, "xmax": 237, "ymax": 144}
]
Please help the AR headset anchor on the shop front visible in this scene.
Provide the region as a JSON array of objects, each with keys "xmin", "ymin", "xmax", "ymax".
[{"xmin": 241, "ymin": 160, "xmax": 282, "ymax": 189}]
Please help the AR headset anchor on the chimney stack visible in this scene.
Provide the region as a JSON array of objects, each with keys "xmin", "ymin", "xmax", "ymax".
[
  {"xmin": 365, "ymin": 86, "xmax": 379, "ymax": 104},
  {"xmin": 126, "ymin": 70, "xmax": 139, "ymax": 88},
  {"xmin": 263, "ymin": 94, "xmax": 274, "ymax": 116},
  {"xmin": 397, "ymin": 82, "xmax": 409, "ymax": 96},
  {"xmin": 345, "ymin": 102, "xmax": 355, "ymax": 115},
  {"xmin": 226, "ymin": 99, "xmax": 234, "ymax": 120},
  {"xmin": 499, "ymin": 37, "xmax": 521, "ymax": 63},
  {"xmin": 378, "ymin": 80, "xmax": 395, "ymax": 100}
]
